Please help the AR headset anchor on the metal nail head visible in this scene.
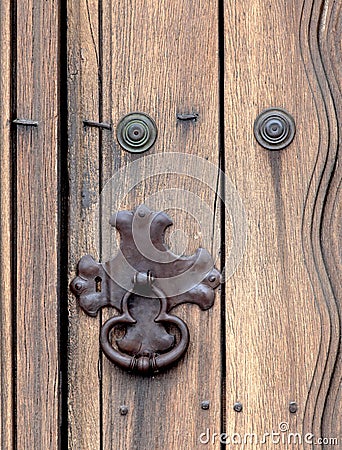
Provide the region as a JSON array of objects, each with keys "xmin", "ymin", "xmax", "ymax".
[
  {"xmin": 201, "ymin": 400, "xmax": 210, "ymax": 410},
  {"xmin": 119, "ymin": 405, "xmax": 129, "ymax": 416},
  {"xmin": 289, "ymin": 402, "xmax": 298, "ymax": 413},
  {"xmin": 233, "ymin": 402, "xmax": 243, "ymax": 412}
]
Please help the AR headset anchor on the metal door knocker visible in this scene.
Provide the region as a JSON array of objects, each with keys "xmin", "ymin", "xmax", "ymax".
[{"xmin": 70, "ymin": 205, "xmax": 221, "ymax": 375}]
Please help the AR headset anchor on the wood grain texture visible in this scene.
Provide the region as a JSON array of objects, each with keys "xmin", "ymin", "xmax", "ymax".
[
  {"xmin": 101, "ymin": 1, "xmax": 221, "ymax": 448},
  {"xmin": 302, "ymin": 0, "xmax": 341, "ymax": 445},
  {"xmin": 223, "ymin": 1, "xmax": 340, "ymax": 448},
  {"xmin": 67, "ymin": 0, "xmax": 221, "ymax": 448},
  {"xmin": 0, "ymin": 0, "xmax": 13, "ymax": 447},
  {"xmin": 320, "ymin": 1, "xmax": 342, "ymax": 443},
  {"xmin": 66, "ymin": 1, "xmax": 341, "ymax": 448},
  {"xmin": 67, "ymin": 0, "xmax": 102, "ymax": 448},
  {"xmin": 15, "ymin": 0, "xmax": 60, "ymax": 447}
]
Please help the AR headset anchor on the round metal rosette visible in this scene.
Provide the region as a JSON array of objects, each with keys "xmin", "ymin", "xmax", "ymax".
[
  {"xmin": 253, "ymin": 107, "xmax": 296, "ymax": 150},
  {"xmin": 116, "ymin": 112, "xmax": 157, "ymax": 154}
]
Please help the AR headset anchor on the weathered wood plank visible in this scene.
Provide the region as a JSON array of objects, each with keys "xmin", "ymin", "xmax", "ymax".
[
  {"xmin": 223, "ymin": 0, "xmax": 340, "ymax": 447},
  {"xmin": 66, "ymin": 1, "xmax": 341, "ymax": 448},
  {"xmin": 15, "ymin": 0, "xmax": 60, "ymax": 447},
  {"xmin": 67, "ymin": 0, "xmax": 102, "ymax": 448},
  {"xmin": 313, "ymin": 0, "xmax": 341, "ymax": 444},
  {"xmin": 0, "ymin": 0, "xmax": 13, "ymax": 447},
  {"xmin": 100, "ymin": 1, "xmax": 221, "ymax": 449}
]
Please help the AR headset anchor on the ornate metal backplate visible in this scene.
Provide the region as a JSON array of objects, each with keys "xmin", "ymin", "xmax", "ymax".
[{"xmin": 70, "ymin": 205, "xmax": 221, "ymax": 375}]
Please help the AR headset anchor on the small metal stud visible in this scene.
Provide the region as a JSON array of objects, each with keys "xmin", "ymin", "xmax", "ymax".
[
  {"xmin": 289, "ymin": 402, "xmax": 298, "ymax": 413},
  {"xmin": 119, "ymin": 405, "xmax": 129, "ymax": 416},
  {"xmin": 233, "ymin": 402, "xmax": 243, "ymax": 412},
  {"xmin": 116, "ymin": 112, "xmax": 157, "ymax": 153},
  {"xmin": 201, "ymin": 400, "xmax": 210, "ymax": 410},
  {"xmin": 254, "ymin": 108, "xmax": 295, "ymax": 150}
]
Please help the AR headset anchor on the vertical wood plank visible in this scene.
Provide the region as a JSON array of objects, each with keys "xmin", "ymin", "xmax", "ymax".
[
  {"xmin": 15, "ymin": 0, "xmax": 60, "ymax": 447},
  {"xmin": 0, "ymin": 0, "xmax": 13, "ymax": 447},
  {"xmin": 304, "ymin": 0, "xmax": 341, "ymax": 442},
  {"xmin": 100, "ymin": 1, "xmax": 221, "ymax": 449},
  {"xmin": 67, "ymin": 0, "xmax": 102, "ymax": 448},
  {"xmin": 320, "ymin": 1, "xmax": 342, "ymax": 442},
  {"xmin": 223, "ymin": 0, "xmax": 340, "ymax": 447},
  {"xmin": 67, "ymin": 0, "xmax": 341, "ymax": 448}
]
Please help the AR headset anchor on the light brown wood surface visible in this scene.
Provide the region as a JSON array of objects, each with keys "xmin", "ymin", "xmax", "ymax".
[
  {"xmin": 68, "ymin": 1, "xmax": 221, "ymax": 449},
  {"xmin": 67, "ymin": 0, "xmax": 341, "ymax": 449},
  {"xmin": 319, "ymin": 2, "xmax": 342, "ymax": 443},
  {"xmin": 101, "ymin": 2, "xmax": 221, "ymax": 449},
  {"xmin": 0, "ymin": 0, "xmax": 340, "ymax": 448},
  {"xmin": 14, "ymin": 0, "xmax": 60, "ymax": 447},
  {"xmin": 67, "ymin": 0, "xmax": 102, "ymax": 448},
  {"xmin": 223, "ymin": 1, "xmax": 341, "ymax": 448},
  {"xmin": 0, "ymin": 0, "xmax": 13, "ymax": 447}
]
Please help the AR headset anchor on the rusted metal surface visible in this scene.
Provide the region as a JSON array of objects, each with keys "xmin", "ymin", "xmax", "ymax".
[{"xmin": 70, "ymin": 205, "xmax": 221, "ymax": 374}]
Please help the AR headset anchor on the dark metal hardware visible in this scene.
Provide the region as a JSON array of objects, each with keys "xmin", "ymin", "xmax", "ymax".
[
  {"xmin": 177, "ymin": 113, "xmax": 198, "ymax": 121},
  {"xmin": 83, "ymin": 119, "xmax": 112, "ymax": 130},
  {"xmin": 70, "ymin": 205, "xmax": 221, "ymax": 375},
  {"xmin": 119, "ymin": 405, "xmax": 129, "ymax": 416},
  {"xmin": 253, "ymin": 108, "xmax": 295, "ymax": 150},
  {"xmin": 233, "ymin": 402, "xmax": 243, "ymax": 412},
  {"xmin": 201, "ymin": 401, "xmax": 210, "ymax": 410},
  {"xmin": 116, "ymin": 113, "xmax": 157, "ymax": 153},
  {"xmin": 289, "ymin": 402, "xmax": 298, "ymax": 413},
  {"xmin": 13, "ymin": 118, "xmax": 39, "ymax": 127}
]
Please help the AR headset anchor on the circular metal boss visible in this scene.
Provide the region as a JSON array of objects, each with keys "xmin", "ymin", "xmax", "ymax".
[
  {"xmin": 116, "ymin": 113, "xmax": 157, "ymax": 153},
  {"xmin": 253, "ymin": 108, "xmax": 295, "ymax": 150}
]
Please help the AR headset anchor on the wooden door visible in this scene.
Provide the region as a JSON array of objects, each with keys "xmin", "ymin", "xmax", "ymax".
[{"xmin": 0, "ymin": 0, "xmax": 341, "ymax": 449}]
